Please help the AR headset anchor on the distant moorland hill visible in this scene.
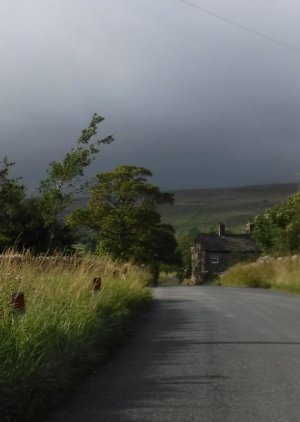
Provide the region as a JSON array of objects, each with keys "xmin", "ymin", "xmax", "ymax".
[
  {"xmin": 71, "ymin": 183, "xmax": 299, "ymax": 236},
  {"xmin": 159, "ymin": 183, "xmax": 299, "ymax": 235}
]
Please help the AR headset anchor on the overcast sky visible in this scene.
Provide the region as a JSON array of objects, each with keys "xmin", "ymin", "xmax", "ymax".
[{"xmin": 1, "ymin": 0, "xmax": 300, "ymax": 191}]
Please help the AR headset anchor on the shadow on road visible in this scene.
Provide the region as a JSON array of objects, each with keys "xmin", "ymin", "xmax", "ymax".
[{"xmin": 46, "ymin": 297, "xmax": 227, "ymax": 421}]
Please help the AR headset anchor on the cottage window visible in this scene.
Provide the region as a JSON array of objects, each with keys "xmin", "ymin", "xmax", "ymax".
[{"xmin": 210, "ymin": 254, "xmax": 219, "ymax": 264}]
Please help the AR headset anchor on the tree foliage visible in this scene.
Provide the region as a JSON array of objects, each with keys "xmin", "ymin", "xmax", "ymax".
[
  {"xmin": 0, "ymin": 158, "xmax": 74, "ymax": 252},
  {"xmin": 0, "ymin": 157, "xmax": 26, "ymax": 249},
  {"xmin": 0, "ymin": 115, "xmax": 181, "ymax": 275},
  {"xmin": 176, "ymin": 228, "xmax": 200, "ymax": 278},
  {"xmin": 254, "ymin": 192, "xmax": 300, "ymax": 253},
  {"xmin": 68, "ymin": 165, "xmax": 181, "ymax": 270},
  {"xmin": 38, "ymin": 113, "xmax": 113, "ymax": 248},
  {"xmin": 0, "ymin": 114, "xmax": 113, "ymax": 252}
]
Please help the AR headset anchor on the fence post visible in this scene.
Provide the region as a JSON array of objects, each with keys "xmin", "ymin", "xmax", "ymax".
[
  {"xmin": 11, "ymin": 292, "xmax": 25, "ymax": 313},
  {"xmin": 92, "ymin": 277, "xmax": 102, "ymax": 292}
]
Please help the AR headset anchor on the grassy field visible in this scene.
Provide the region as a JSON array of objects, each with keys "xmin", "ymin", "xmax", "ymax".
[
  {"xmin": 160, "ymin": 183, "xmax": 299, "ymax": 234},
  {"xmin": 0, "ymin": 252, "xmax": 151, "ymax": 421},
  {"xmin": 221, "ymin": 256, "xmax": 300, "ymax": 294}
]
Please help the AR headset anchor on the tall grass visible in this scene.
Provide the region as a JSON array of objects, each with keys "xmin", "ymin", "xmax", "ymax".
[
  {"xmin": 221, "ymin": 256, "xmax": 300, "ymax": 293},
  {"xmin": 0, "ymin": 252, "xmax": 151, "ymax": 421}
]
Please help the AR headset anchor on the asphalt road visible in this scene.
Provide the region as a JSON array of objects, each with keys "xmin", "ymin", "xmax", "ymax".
[{"xmin": 47, "ymin": 286, "xmax": 300, "ymax": 422}]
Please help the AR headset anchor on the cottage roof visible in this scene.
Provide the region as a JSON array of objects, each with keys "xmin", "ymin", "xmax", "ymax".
[{"xmin": 194, "ymin": 233, "xmax": 258, "ymax": 253}]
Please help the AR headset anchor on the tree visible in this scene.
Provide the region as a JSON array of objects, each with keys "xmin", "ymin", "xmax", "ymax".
[
  {"xmin": 254, "ymin": 192, "xmax": 300, "ymax": 253},
  {"xmin": 68, "ymin": 165, "xmax": 181, "ymax": 280},
  {"xmin": 39, "ymin": 113, "xmax": 114, "ymax": 249},
  {"xmin": 176, "ymin": 228, "xmax": 200, "ymax": 278},
  {"xmin": 0, "ymin": 157, "xmax": 26, "ymax": 250},
  {"xmin": 19, "ymin": 197, "xmax": 74, "ymax": 252},
  {"xmin": 0, "ymin": 158, "xmax": 72, "ymax": 252}
]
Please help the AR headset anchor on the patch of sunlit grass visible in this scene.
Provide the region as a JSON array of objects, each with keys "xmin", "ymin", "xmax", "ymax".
[
  {"xmin": 0, "ymin": 251, "xmax": 151, "ymax": 421},
  {"xmin": 221, "ymin": 256, "xmax": 300, "ymax": 293}
]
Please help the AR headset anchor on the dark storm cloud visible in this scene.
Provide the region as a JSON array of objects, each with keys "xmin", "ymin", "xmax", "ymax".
[{"xmin": 1, "ymin": 0, "xmax": 300, "ymax": 191}]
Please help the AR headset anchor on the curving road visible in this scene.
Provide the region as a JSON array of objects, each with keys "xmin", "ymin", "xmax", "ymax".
[{"xmin": 47, "ymin": 286, "xmax": 300, "ymax": 421}]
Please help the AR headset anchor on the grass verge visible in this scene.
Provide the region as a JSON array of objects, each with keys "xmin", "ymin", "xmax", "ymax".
[
  {"xmin": 0, "ymin": 252, "xmax": 152, "ymax": 421},
  {"xmin": 221, "ymin": 256, "xmax": 300, "ymax": 293}
]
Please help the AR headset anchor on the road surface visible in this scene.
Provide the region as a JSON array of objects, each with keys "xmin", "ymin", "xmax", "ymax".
[{"xmin": 47, "ymin": 286, "xmax": 300, "ymax": 421}]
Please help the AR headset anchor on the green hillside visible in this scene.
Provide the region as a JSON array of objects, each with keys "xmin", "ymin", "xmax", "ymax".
[{"xmin": 160, "ymin": 183, "xmax": 299, "ymax": 235}]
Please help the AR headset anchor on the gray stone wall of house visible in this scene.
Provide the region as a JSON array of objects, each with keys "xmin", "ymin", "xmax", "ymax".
[
  {"xmin": 192, "ymin": 251, "xmax": 229, "ymax": 284},
  {"xmin": 191, "ymin": 250, "xmax": 260, "ymax": 284},
  {"xmin": 191, "ymin": 222, "xmax": 260, "ymax": 284},
  {"xmin": 191, "ymin": 245, "xmax": 204, "ymax": 284},
  {"xmin": 206, "ymin": 251, "xmax": 229, "ymax": 274}
]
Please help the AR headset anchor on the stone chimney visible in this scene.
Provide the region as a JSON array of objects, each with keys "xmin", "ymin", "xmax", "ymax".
[{"xmin": 218, "ymin": 223, "xmax": 226, "ymax": 237}]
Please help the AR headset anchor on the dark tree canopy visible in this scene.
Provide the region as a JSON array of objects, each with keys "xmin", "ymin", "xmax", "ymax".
[
  {"xmin": 0, "ymin": 114, "xmax": 113, "ymax": 253},
  {"xmin": 0, "ymin": 157, "xmax": 26, "ymax": 249},
  {"xmin": 254, "ymin": 191, "xmax": 300, "ymax": 253},
  {"xmin": 68, "ymin": 165, "xmax": 181, "ymax": 270}
]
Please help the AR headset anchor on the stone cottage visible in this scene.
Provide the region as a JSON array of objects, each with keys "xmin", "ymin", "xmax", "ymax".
[{"xmin": 191, "ymin": 222, "xmax": 260, "ymax": 284}]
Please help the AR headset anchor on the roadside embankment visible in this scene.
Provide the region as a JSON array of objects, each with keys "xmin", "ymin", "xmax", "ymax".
[
  {"xmin": 221, "ymin": 255, "xmax": 300, "ymax": 294},
  {"xmin": 0, "ymin": 252, "xmax": 151, "ymax": 421}
]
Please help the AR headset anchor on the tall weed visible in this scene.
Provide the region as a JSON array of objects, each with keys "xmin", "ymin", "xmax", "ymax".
[
  {"xmin": 221, "ymin": 256, "xmax": 300, "ymax": 293},
  {"xmin": 0, "ymin": 252, "xmax": 151, "ymax": 421}
]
